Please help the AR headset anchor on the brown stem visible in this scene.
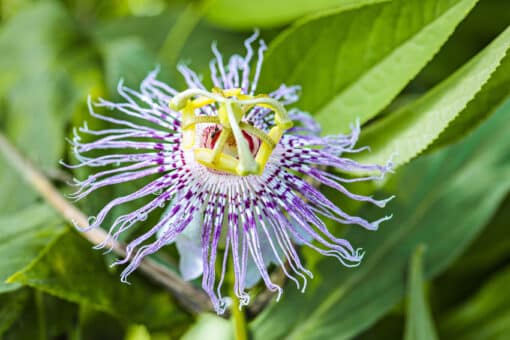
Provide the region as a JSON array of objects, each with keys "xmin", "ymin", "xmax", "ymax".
[{"xmin": 0, "ymin": 132, "xmax": 213, "ymax": 314}]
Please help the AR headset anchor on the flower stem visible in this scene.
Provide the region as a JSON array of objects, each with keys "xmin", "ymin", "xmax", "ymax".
[
  {"xmin": 228, "ymin": 256, "xmax": 249, "ymax": 340},
  {"xmin": 231, "ymin": 292, "xmax": 249, "ymax": 340}
]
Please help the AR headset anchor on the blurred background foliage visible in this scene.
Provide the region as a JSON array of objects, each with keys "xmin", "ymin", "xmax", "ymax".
[{"xmin": 0, "ymin": 0, "xmax": 509, "ymax": 339}]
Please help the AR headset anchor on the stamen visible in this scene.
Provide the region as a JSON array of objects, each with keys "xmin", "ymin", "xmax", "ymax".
[{"xmin": 169, "ymin": 88, "xmax": 293, "ymax": 176}]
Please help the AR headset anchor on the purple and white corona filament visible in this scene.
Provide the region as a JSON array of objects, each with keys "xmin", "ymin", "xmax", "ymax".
[{"xmin": 66, "ymin": 32, "xmax": 393, "ymax": 314}]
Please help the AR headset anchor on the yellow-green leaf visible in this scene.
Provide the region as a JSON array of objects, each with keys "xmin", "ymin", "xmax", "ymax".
[
  {"xmin": 356, "ymin": 25, "xmax": 510, "ymax": 169},
  {"xmin": 259, "ymin": 0, "xmax": 479, "ymax": 135}
]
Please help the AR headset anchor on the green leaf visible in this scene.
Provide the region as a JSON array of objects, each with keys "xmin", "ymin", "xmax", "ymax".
[
  {"xmin": 440, "ymin": 265, "xmax": 510, "ymax": 340},
  {"xmin": 181, "ymin": 314, "xmax": 233, "ymax": 340},
  {"xmin": 0, "ymin": 204, "xmax": 64, "ymax": 293},
  {"xmin": 125, "ymin": 324, "xmax": 152, "ymax": 340},
  {"xmin": 450, "ymin": 197, "xmax": 510, "ymax": 275},
  {"xmin": 0, "ymin": 2, "xmax": 76, "ymax": 95},
  {"xmin": 206, "ymin": 0, "xmax": 387, "ymax": 29},
  {"xmin": 431, "ymin": 52, "xmax": 510, "ymax": 148},
  {"xmin": 0, "ymin": 289, "xmax": 29, "ymax": 335},
  {"xmin": 404, "ymin": 246, "xmax": 438, "ymax": 340},
  {"xmin": 78, "ymin": 306, "xmax": 125, "ymax": 340},
  {"xmin": 0, "ymin": 2, "xmax": 81, "ymax": 171},
  {"xmin": 5, "ymin": 72, "xmax": 75, "ymax": 170},
  {"xmin": 8, "ymin": 230, "xmax": 190, "ymax": 331},
  {"xmin": 432, "ymin": 196, "xmax": 510, "ymax": 312},
  {"xmin": 355, "ymin": 25, "xmax": 510, "ymax": 169},
  {"xmin": 92, "ymin": 8, "xmax": 182, "ymax": 53},
  {"xmin": 251, "ymin": 99, "xmax": 510, "ymax": 339},
  {"xmin": 3, "ymin": 291, "xmax": 78, "ymax": 340},
  {"xmin": 259, "ymin": 0, "xmax": 479, "ymax": 135},
  {"xmin": 0, "ymin": 153, "xmax": 37, "ymax": 214},
  {"xmin": 91, "ymin": 6, "xmax": 250, "ymax": 89},
  {"xmin": 100, "ymin": 37, "xmax": 158, "ymax": 94}
]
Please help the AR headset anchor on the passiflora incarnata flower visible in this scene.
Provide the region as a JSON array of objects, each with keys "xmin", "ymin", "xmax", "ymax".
[{"xmin": 66, "ymin": 32, "xmax": 393, "ymax": 314}]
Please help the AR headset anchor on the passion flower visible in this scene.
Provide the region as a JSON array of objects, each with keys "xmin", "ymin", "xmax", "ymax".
[{"xmin": 66, "ymin": 31, "xmax": 393, "ymax": 314}]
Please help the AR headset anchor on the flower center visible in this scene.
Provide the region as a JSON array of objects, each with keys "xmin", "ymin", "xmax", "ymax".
[
  {"xmin": 169, "ymin": 88, "xmax": 293, "ymax": 176},
  {"xmin": 200, "ymin": 124, "xmax": 261, "ymax": 158}
]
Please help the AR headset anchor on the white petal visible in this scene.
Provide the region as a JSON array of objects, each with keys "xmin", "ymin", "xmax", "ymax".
[
  {"xmin": 175, "ymin": 206, "xmax": 205, "ymax": 281},
  {"xmin": 245, "ymin": 229, "xmax": 280, "ymax": 288},
  {"xmin": 158, "ymin": 199, "xmax": 205, "ymax": 281},
  {"xmin": 245, "ymin": 257, "xmax": 262, "ymax": 288},
  {"xmin": 176, "ymin": 236, "xmax": 203, "ymax": 281},
  {"xmin": 290, "ymin": 220, "xmax": 314, "ymax": 245}
]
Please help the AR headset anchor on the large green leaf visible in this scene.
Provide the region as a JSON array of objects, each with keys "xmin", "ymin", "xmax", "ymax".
[
  {"xmin": 5, "ymin": 72, "xmax": 75, "ymax": 170},
  {"xmin": 259, "ymin": 0, "xmax": 478, "ymax": 135},
  {"xmin": 7, "ymin": 230, "xmax": 190, "ymax": 331},
  {"xmin": 404, "ymin": 246, "xmax": 438, "ymax": 340},
  {"xmin": 205, "ymin": 0, "xmax": 386, "ymax": 29},
  {"xmin": 0, "ymin": 2, "xmax": 75, "ymax": 95},
  {"xmin": 431, "ymin": 52, "xmax": 510, "ymax": 148},
  {"xmin": 356, "ymin": 25, "xmax": 510, "ymax": 169},
  {"xmin": 251, "ymin": 99, "xmax": 510, "ymax": 339},
  {"xmin": 92, "ymin": 4, "xmax": 248, "ymax": 88},
  {"xmin": 0, "ymin": 204, "xmax": 64, "ymax": 293},
  {"xmin": 0, "ymin": 2, "xmax": 81, "ymax": 171},
  {"xmin": 0, "ymin": 153, "xmax": 37, "ymax": 214},
  {"xmin": 100, "ymin": 37, "xmax": 158, "ymax": 94},
  {"xmin": 432, "ymin": 196, "xmax": 510, "ymax": 312},
  {"xmin": 2, "ymin": 291, "xmax": 78, "ymax": 340},
  {"xmin": 92, "ymin": 8, "xmax": 182, "ymax": 53},
  {"xmin": 448, "ymin": 197, "xmax": 510, "ymax": 276},
  {"xmin": 78, "ymin": 306, "xmax": 125, "ymax": 340},
  {"xmin": 439, "ymin": 265, "xmax": 510, "ymax": 340}
]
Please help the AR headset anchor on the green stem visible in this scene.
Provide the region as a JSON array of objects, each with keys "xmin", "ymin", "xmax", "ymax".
[
  {"xmin": 231, "ymin": 293, "xmax": 249, "ymax": 340},
  {"xmin": 227, "ymin": 254, "xmax": 249, "ymax": 340}
]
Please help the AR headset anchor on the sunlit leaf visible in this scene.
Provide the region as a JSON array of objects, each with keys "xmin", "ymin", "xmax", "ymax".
[
  {"xmin": 355, "ymin": 25, "xmax": 510, "ymax": 169},
  {"xmin": 206, "ymin": 0, "xmax": 386, "ymax": 29},
  {"xmin": 431, "ymin": 52, "xmax": 510, "ymax": 148},
  {"xmin": 259, "ymin": 0, "xmax": 479, "ymax": 135},
  {"xmin": 0, "ymin": 204, "xmax": 64, "ymax": 293}
]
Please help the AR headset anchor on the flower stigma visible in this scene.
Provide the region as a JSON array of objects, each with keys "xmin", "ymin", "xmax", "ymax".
[{"xmin": 169, "ymin": 87, "xmax": 293, "ymax": 176}]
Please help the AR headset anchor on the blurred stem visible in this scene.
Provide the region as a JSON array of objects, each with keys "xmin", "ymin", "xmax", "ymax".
[
  {"xmin": 229, "ymin": 258, "xmax": 249, "ymax": 340},
  {"xmin": 0, "ymin": 132, "xmax": 213, "ymax": 315},
  {"xmin": 231, "ymin": 294, "xmax": 248, "ymax": 340},
  {"xmin": 158, "ymin": 0, "xmax": 215, "ymax": 68},
  {"xmin": 35, "ymin": 291, "xmax": 47, "ymax": 340}
]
